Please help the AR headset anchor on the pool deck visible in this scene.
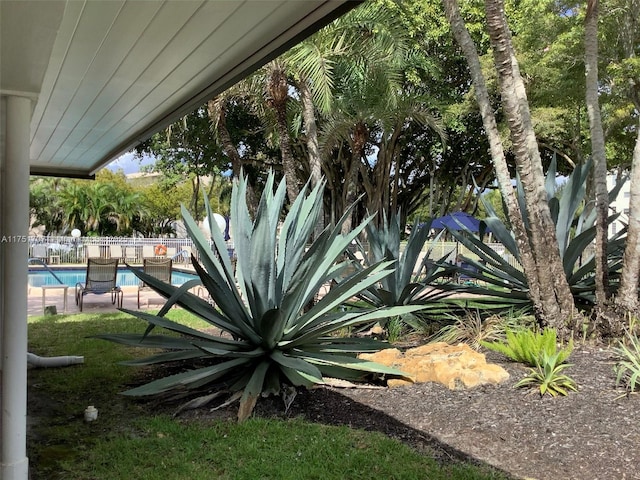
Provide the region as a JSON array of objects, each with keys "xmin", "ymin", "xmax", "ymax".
[
  {"xmin": 28, "ymin": 263, "xmax": 199, "ymax": 316},
  {"xmin": 28, "ymin": 285, "xmax": 183, "ymax": 316}
]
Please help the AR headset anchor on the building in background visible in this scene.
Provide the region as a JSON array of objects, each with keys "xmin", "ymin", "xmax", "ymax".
[{"xmin": 607, "ymin": 171, "xmax": 632, "ymax": 237}]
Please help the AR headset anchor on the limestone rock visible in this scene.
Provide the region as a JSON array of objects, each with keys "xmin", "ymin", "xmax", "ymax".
[{"xmin": 360, "ymin": 342, "xmax": 509, "ymax": 389}]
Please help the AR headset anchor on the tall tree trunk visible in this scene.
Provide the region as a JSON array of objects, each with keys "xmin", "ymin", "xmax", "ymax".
[
  {"xmin": 483, "ymin": 0, "xmax": 576, "ymax": 337},
  {"xmin": 366, "ymin": 127, "xmax": 398, "ymax": 223},
  {"xmin": 207, "ymin": 98, "xmax": 257, "ymax": 213},
  {"xmin": 190, "ymin": 175, "xmax": 201, "ymax": 220},
  {"xmin": 267, "ymin": 63, "xmax": 300, "ymax": 204},
  {"xmin": 342, "ymin": 123, "xmax": 368, "ymax": 234},
  {"xmin": 615, "ymin": 120, "xmax": 640, "ymax": 314},
  {"xmin": 299, "ymin": 80, "xmax": 325, "ymax": 239},
  {"xmin": 585, "ymin": 0, "xmax": 611, "ymax": 307},
  {"xmin": 443, "ymin": 0, "xmax": 543, "ymax": 317}
]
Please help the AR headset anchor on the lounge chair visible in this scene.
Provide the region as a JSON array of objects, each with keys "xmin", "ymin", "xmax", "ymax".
[
  {"xmin": 109, "ymin": 245, "xmax": 124, "ymax": 261},
  {"xmin": 142, "ymin": 245, "xmax": 156, "ymax": 258},
  {"xmin": 85, "ymin": 244, "xmax": 101, "ymax": 259},
  {"xmin": 31, "ymin": 244, "xmax": 49, "ymax": 263},
  {"xmin": 75, "ymin": 258, "xmax": 123, "ymax": 311},
  {"xmin": 125, "ymin": 246, "xmax": 137, "ymax": 263},
  {"xmin": 137, "ymin": 257, "xmax": 172, "ymax": 308}
]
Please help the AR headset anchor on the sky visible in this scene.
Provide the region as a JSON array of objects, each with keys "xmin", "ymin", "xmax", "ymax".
[{"xmin": 107, "ymin": 151, "xmax": 155, "ymax": 174}]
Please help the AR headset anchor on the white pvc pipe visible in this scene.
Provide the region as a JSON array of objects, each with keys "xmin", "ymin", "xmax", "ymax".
[
  {"xmin": 26, "ymin": 353, "xmax": 85, "ymax": 368},
  {"xmin": 1, "ymin": 95, "xmax": 31, "ymax": 480}
]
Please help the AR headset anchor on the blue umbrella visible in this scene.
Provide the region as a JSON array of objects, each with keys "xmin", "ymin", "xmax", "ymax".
[{"xmin": 431, "ymin": 212, "xmax": 488, "ymax": 233}]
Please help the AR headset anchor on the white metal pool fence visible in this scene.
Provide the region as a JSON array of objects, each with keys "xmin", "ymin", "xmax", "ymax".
[
  {"xmin": 28, "ymin": 236, "xmax": 209, "ymax": 265},
  {"xmin": 28, "ymin": 236, "xmax": 523, "ymax": 270}
]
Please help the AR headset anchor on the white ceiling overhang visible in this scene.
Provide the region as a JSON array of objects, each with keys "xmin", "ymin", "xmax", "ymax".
[{"xmin": 0, "ymin": 0, "xmax": 356, "ymax": 178}]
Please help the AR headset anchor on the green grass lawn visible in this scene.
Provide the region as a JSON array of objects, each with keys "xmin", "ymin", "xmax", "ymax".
[{"xmin": 27, "ymin": 311, "xmax": 509, "ymax": 480}]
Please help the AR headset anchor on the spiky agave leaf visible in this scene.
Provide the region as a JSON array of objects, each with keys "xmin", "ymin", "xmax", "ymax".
[
  {"xmin": 347, "ymin": 212, "xmax": 458, "ymax": 329},
  {"xmin": 99, "ymin": 171, "xmax": 418, "ymax": 420},
  {"xmin": 445, "ymin": 158, "xmax": 627, "ymax": 311}
]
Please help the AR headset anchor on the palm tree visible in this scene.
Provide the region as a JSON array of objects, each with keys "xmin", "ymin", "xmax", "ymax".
[
  {"xmin": 482, "ymin": 0, "xmax": 577, "ymax": 338},
  {"xmin": 264, "ymin": 59, "xmax": 300, "ymax": 203},
  {"xmin": 58, "ymin": 182, "xmax": 92, "ymax": 233},
  {"xmin": 585, "ymin": 0, "xmax": 611, "ymax": 309},
  {"xmin": 30, "ymin": 177, "xmax": 66, "ymax": 234},
  {"xmin": 240, "ymin": 2, "xmax": 416, "ymax": 225},
  {"xmin": 442, "ymin": 0, "xmax": 544, "ymax": 328},
  {"xmin": 108, "ymin": 188, "xmax": 145, "ymax": 235}
]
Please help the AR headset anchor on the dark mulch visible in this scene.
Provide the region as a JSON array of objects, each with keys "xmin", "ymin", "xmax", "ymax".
[{"xmin": 181, "ymin": 344, "xmax": 640, "ymax": 480}]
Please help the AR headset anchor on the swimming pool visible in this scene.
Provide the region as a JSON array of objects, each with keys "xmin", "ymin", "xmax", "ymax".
[{"xmin": 28, "ymin": 267, "xmax": 199, "ymax": 288}]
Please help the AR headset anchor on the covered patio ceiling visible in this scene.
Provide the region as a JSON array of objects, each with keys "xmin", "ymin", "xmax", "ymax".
[{"xmin": 1, "ymin": 0, "xmax": 355, "ymax": 178}]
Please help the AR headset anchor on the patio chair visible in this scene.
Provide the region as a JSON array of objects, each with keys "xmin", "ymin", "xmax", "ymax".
[
  {"xmin": 137, "ymin": 257, "xmax": 172, "ymax": 308},
  {"xmin": 86, "ymin": 244, "xmax": 101, "ymax": 259},
  {"xmin": 125, "ymin": 246, "xmax": 137, "ymax": 263},
  {"xmin": 142, "ymin": 244, "xmax": 156, "ymax": 258},
  {"xmin": 109, "ymin": 244, "xmax": 124, "ymax": 261},
  {"xmin": 31, "ymin": 244, "xmax": 49, "ymax": 263},
  {"xmin": 456, "ymin": 261, "xmax": 479, "ymax": 285},
  {"xmin": 75, "ymin": 258, "xmax": 123, "ymax": 311}
]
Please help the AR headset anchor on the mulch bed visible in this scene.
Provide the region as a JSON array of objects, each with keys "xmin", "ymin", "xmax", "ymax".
[{"xmin": 182, "ymin": 343, "xmax": 639, "ymax": 480}]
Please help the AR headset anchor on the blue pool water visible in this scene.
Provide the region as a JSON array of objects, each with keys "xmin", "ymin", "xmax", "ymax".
[{"xmin": 29, "ymin": 268, "xmax": 199, "ymax": 288}]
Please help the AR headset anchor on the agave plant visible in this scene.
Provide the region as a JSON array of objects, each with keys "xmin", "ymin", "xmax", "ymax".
[
  {"xmin": 98, "ymin": 173, "xmax": 419, "ymax": 420},
  {"xmin": 482, "ymin": 327, "xmax": 573, "ymax": 367},
  {"xmin": 443, "ymin": 157, "xmax": 626, "ymax": 309},
  {"xmin": 346, "ymin": 213, "xmax": 459, "ymax": 328},
  {"xmin": 613, "ymin": 327, "xmax": 640, "ymax": 395},
  {"xmin": 515, "ymin": 351, "xmax": 578, "ymax": 397}
]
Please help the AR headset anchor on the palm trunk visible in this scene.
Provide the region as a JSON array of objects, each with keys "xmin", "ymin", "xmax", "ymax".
[
  {"xmin": 443, "ymin": 0, "xmax": 543, "ymax": 316},
  {"xmin": 299, "ymin": 80, "xmax": 325, "ymax": 239},
  {"xmin": 483, "ymin": 0, "xmax": 576, "ymax": 337},
  {"xmin": 342, "ymin": 123, "xmax": 368, "ymax": 234},
  {"xmin": 585, "ymin": 0, "xmax": 611, "ymax": 306},
  {"xmin": 208, "ymin": 98, "xmax": 257, "ymax": 213},
  {"xmin": 615, "ymin": 120, "xmax": 640, "ymax": 314},
  {"xmin": 268, "ymin": 64, "xmax": 300, "ymax": 204}
]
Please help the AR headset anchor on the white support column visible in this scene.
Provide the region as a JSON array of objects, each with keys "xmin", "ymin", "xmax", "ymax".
[{"xmin": 1, "ymin": 95, "xmax": 31, "ymax": 480}]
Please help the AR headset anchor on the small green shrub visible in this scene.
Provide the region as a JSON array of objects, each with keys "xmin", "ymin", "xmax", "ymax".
[
  {"xmin": 483, "ymin": 327, "xmax": 577, "ymax": 397},
  {"xmin": 613, "ymin": 329, "xmax": 640, "ymax": 395},
  {"xmin": 515, "ymin": 351, "xmax": 578, "ymax": 397},
  {"xmin": 386, "ymin": 316, "xmax": 405, "ymax": 343},
  {"xmin": 482, "ymin": 328, "xmax": 573, "ymax": 367}
]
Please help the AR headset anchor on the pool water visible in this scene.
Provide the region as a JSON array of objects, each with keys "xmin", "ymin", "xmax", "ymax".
[{"xmin": 29, "ymin": 268, "xmax": 199, "ymax": 288}]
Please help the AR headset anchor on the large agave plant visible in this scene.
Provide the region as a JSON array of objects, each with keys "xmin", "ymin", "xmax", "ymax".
[
  {"xmin": 348, "ymin": 213, "xmax": 458, "ymax": 323},
  {"xmin": 98, "ymin": 173, "xmax": 418, "ymax": 420},
  {"xmin": 444, "ymin": 158, "xmax": 626, "ymax": 309}
]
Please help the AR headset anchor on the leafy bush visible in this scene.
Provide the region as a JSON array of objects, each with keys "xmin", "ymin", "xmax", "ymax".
[
  {"xmin": 482, "ymin": 328, "xmax": 573, "ymax": 367},
  {"xmin": 98, "ymin": 173, "xmax": 419, "ymax": 420},
  {"xmin": 613, "ymin": 329, "xmax": 640, "ymax": 395},
  {"xmin": 515, "ymin": 351, "xmax": 578, "ymax": 397}
]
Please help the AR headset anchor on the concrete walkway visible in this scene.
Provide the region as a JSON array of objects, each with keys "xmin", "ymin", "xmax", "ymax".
[{"xmin": 28, "ymin": 285, "xmax": 171, "ymax": 316}]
